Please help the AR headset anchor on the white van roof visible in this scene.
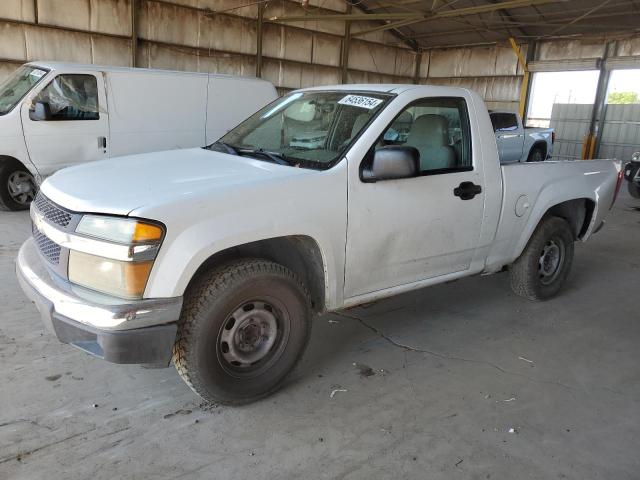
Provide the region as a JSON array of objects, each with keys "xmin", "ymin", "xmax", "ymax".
[{"xmin": 26, "ymin": 61, "xmax": 269, "ymax": 84}]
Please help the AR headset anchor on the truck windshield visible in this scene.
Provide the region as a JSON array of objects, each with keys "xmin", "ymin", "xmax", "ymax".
[
  {"xmin": 0, "ymin": 65, "xmax": 48, "ymax": 115},
  {"xmin": 211, "ymin": 91, "xmax": 392, "ymax": 169}
]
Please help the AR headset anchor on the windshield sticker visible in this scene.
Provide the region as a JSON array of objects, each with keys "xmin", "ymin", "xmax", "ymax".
[
  {"xmin": 338, "ymin": 95, "xmax": 383, "ymax": 110},
  {"xmin": 29, "ymin": 69, "xmax": 46, "ymax": 79}
]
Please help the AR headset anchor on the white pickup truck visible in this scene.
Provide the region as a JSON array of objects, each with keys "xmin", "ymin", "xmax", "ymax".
[
  {"xmin": 17, "ymin": 85, "xmax": 623, "ymax": 405},
  {"xmin": 490, "ymin": 111, "xmax": 554, "ymax": 163}
]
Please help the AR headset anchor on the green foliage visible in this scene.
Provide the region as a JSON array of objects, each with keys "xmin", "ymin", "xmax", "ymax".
[{"xmin": 607, "ymin": 91, "xmax": 640, "ymax": 105}]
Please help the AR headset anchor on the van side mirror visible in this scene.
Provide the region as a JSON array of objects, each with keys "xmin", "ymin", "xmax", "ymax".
[
  {"xmin": 29, "ymin": 101, "xmax": 52, "ymax": 121},
  {"xmin": 362, "ymin": 146, "xmax": 419, "ymax": 182}
]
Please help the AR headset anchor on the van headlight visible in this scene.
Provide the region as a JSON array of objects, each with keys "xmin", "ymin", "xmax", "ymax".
[{"xmin": 68, "ymin": 215, "xmax": 164, "ymax": 299}]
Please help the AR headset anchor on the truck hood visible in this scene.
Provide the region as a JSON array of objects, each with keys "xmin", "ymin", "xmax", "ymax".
[{"xmin": 41, "ymin": 148, "xmax": 312, "ymax": 215}]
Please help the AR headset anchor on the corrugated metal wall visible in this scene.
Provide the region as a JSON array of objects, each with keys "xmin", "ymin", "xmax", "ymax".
[
  {"xmin": 0, "ymin": 1, "xmax": 638, "ymax": 118},
  {"xmin": 0, "ymin": 0, "xmax": 524, "ymax": 108}
]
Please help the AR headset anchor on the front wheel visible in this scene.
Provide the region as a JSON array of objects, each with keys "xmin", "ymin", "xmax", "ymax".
[
  {"xmin": 172, "ymin": 259, "xmax": 312, "ymax": 405},
  {"xmin": 509, "ymin": 216, "xmax": 574, "ymax": 301},
  {"xmin": 0, "ymin": 160, "xmax": 37, "ymax": 211}
]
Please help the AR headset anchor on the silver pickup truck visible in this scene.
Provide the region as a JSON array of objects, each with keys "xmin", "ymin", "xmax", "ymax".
[{"xmin": 490, "ymin": 111, "xmax": 554, "ymax": 163}]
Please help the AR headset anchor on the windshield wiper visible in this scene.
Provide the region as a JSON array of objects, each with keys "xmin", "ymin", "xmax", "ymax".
[
  {"xmin": 236, "ymin": 148, "xmax": 294, "ymax": 166},
  {"xmin": 209, "ymin": 141, "xmax": 238, "ymax": 155}
]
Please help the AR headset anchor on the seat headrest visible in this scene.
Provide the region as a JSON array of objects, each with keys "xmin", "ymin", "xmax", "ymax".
[{"xmin": 408, "ymin": 114, "xmax": 450, "ymax": 147}]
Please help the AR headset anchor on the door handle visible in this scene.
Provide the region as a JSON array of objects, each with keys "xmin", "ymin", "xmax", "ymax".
[
  {"xmin": 453, "ymin": 181, "xmax": 482, "ymax": 200},
  {"xmin": 98, "ymin": 136, "xmax": 107, "ymax": 149}
]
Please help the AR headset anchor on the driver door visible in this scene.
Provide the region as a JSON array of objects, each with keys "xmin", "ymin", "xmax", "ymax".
[
  {"xmin": 21, "ymin": 72, "xmax": 109, "ymax": 176},
  {"xmin": 344, "ymin": 95, "xmax": 486, "ymax": 299}
]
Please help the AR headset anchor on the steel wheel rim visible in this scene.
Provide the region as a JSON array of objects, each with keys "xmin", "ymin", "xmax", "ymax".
[
  {"xmin": 216, "ymin": 298, "xmax": 289, "ymax": 378},
  {"xmin": 538, "ymin": 237, "xmax": 565, "ymax": 285},
  {"xmin": 7, "ymin": 171, "xmax": 36, "ymax": 205}
]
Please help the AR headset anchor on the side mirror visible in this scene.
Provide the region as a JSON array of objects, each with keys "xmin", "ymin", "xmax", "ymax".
[
  {"xmin": 362, "ymin": 146, "xmax": 419, "ymax": 182},
  {"xmin": 29, "ymin": 101, "xmax": 52, "ymax": 121}
]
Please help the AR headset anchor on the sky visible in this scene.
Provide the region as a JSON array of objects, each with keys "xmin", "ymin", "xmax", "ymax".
[{"xmin": 527, "ymin": 69, "xmax": 640, "ymax": 123}]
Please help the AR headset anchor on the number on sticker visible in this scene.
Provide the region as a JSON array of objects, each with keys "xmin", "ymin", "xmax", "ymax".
[{"xmin": 338, "ymin": 95, "xmax": 383, "ymax": 110}]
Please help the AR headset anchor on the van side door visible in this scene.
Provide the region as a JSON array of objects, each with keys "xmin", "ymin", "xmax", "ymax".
[
  {"xmin": 491, "ymin": 112, "xmax": 524, "ymax": 163},
  {"xmin": 20, "ymin": 72, "xmax": 109, "ymax": 176}
]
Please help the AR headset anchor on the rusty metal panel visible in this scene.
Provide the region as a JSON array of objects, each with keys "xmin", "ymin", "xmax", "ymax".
[
  {"xmin": 0, "ymin": 0, "xmax": 34, "ymax": 21},
  {"xmin": 139, "ymin": 1, "xmax": 200, "ymax": 49},
  {"xmin": 312, "ymin": 33, "xmax": 341, "ymax": 67},
  {"xmin": 90, "ymin": 0, "xmax": 131, "ymax": 36},
  {"xmin": 429, "ymin": 45, "xmax": 521, "ymax": 78},
  {"xmin": 25, "ymin": 26, "xmax": 93, "ymax": 63},
  {"xmin": 37, "ymin": 0, "xmax": 92, "ymax": 30},
  {"xmin": 262, "ymin": 24, "xmax": 312, "ymax": 63},
  {"xmin": 617, "ymin": 37, "xmax": 640, "ymax": 57},
  {"xmin": 0, "ymin": 23, "xmax": 27, "ymax": 61},
  {"xmin": 199, "ymin": 9, "xmax": 256, "ymax": 55},
  {"xmin": 348, "ymin": 39, "xmax": 400, "ymax": 76},
  {"xmin": 0, "ymin": 62, "xmax": 21, "ymax": 83},
  {"xmin": 395, "ymin": 49, "xmax": 415, "ymax": 77},
  {"xmin": 91, "ymin": 36, "xmax": 132, "ymax": 66},
  {"xmin": 537, "ymin": 39, "xmax": 605, "ymax": 61},
  {"xmin": 168, "ymin": 0, "xmax": 259, "ymax": 18},
  {"xmin": 264, "ymin": 2, "xmax": 345, "ymax": 36}
]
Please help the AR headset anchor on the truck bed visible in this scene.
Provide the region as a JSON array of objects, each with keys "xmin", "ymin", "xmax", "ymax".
[{"xmin": 485, "ymin": 159, "xmax": 621, "ymax": 272}]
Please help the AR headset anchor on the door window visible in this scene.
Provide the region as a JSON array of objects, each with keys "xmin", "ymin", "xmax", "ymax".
[
  {"xmin": 490, "ymin": 112, "xmax": 518, "ymax": 132},
  {"xmin": 377, "ymin": 97, "xmax": 472, "ymax": 173},
  {"xmin": 32, "ymin": 74, "xmax": 99, "ymax": 121}
]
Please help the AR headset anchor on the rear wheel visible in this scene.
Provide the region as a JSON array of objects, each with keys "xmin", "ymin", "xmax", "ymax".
[
  {"xmin": 172, "ymin": 259, "xmax": 312, "ymax": 405},
  {"xmin": 527, "ymin": 146, "xmax": 545, "ymax": 163},
  {"xmin": 509, "ymin": 216, "xmax": 574, "ymax": 300},
  {"xmin": 0, "ymin": 160, "xmax": 36, "ymax": 211}
]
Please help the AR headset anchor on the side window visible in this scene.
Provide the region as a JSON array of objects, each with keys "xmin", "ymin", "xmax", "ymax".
[
  {"xmin": 32, "ymin": 74, "xmax": 99, "ymax": 121},
  {"xmin": 491, "ymin": 113, "xmax": 518, "ymax": 132},
  {"xmin": 379, "ymin": 97, "xmax": 472, "ymax": 173}
]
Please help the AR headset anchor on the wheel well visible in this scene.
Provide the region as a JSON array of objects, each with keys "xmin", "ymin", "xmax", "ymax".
[
  {"xmin": 187, "ymin": 236, "xmax": 327, "ymax": 313},
  {"xmin": 545, "ymin": 198, "xmax": 595, "ymax": 240},
  {"xmin": 529, "ymin": 142, "xmax": 547, "ymax": 159},
  {"xmin": 0, "ymin": 155, "xmax": 26, "ymax": 170}
]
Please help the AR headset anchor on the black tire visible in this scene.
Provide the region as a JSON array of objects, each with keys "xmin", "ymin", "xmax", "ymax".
[
  {"xmin": 0, "ymin": 159, "xmax": 36, "ymax": 211},
  {"xmin": 527, "ymin": 146, "xmax": 545, "ymax": 163},
  {"xmin": 509, "ymin": 216, "xmax": 574, "ymax": 301},
  {"xmin": 629, "ymin": 180, "xmax": 640, "ymax": 199},
  {"xmin": 172, "ymin": 259, "xmax": 312, "ymax": 405},
  {"xmin": 627, "ymin": 163, "xmax": 640, "ymax": 199}
]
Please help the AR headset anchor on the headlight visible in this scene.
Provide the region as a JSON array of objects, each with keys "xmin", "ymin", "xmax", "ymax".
[
  {"xmin": 76, "ymin": 215, "xmax": 163, "ymax": 243},
  {"xmin": 68, "ymin": 216, "xmax": 164, "ymax": 299},
  {"xmin": 632, "ymin": 152, "xmax": 640, "ymax": 162}
]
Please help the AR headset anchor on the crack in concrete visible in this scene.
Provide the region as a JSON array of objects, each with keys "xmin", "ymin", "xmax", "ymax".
[
  {"xmin": 337, "ymin": 311, "xmax": 579, "ymax": 395},
  {"xmin": 0, "ymin": 427, "xmax": 96, "ymax": 464}
]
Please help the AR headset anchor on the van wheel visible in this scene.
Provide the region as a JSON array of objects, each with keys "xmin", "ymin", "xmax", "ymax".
[
  {"xmin": 172, "ymin": 259, "xmax": 312, "ymax": 405},
  {"xmin": 527, "ymin": 146, "xmax": 545, "ymax": 162},
  {"xmin": 0, "ymin": 160, "xmax": 36, "ymax": 211},
  {"xmin": 509, "ymin": 217, "xmax": 574, "ymax": 301}
]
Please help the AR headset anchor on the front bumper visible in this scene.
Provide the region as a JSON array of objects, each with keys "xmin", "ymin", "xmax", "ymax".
[{"xmin": 16, "ymin": 238, "xmax": 182, "ymax": 365}]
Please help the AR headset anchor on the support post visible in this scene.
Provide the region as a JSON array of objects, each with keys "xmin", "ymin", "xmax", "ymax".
[
  {"xmin": 33, "ymin": 0, "xmax": 38, "ymax": 24},
  {"xmin": 340, "ymin": 3, "xmax": 352, "ymax": 84},
  {"xmin": 131, "ymin": 0, "xmax": 138, "ymax": 67},
  {"xmin": 256, "ymin": 2, "xmax": 265, "ymax": 78},
  {"xmin": 413, "ymin": 51, "xmax": 422, "ymax": 84},
  {"xmin": 588, "ymin": 41, "xmax": 616, "ymax": 159},
  {"xmin": 508, "ymin": 37, "xmax": 529, "ymax": 120}
]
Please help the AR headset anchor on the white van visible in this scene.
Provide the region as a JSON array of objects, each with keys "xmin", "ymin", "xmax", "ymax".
[{"xmin": 0, "ymin": 62, "xmax": 277, "ymax": 210}]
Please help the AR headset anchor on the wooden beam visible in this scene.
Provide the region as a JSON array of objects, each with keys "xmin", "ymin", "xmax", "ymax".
[
  {"xmin": 131, "ymin": 0, "xmax": 138, "ymax": 67},
  {"xmin": 340, "ymin": 3, "xmax": 352, "ymax": 84},
  {"xmin": 256, "ymin": 1, "xmax": 264, "ymax": 77},
  {"xmin": 270, "ymin": 0, "xmax": 569, "ymax": 23}
]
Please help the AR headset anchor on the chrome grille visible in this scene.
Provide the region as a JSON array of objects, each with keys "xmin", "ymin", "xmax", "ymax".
[
  {"xmin": 34, "ymin": 192, "xmax": 72, "ymax": 228},
  {"xmin": 32, "ymin": 224, "xmax": 61, "ymax": 265}
]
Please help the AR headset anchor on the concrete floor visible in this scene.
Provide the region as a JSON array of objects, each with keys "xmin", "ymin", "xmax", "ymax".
[{"xmin": 1, "ymin": 192, "xmax": 639, "ymax": 480}]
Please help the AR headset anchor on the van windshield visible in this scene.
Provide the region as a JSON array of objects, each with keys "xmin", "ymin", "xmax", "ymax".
[
  {"xmin": 0, "ymin": 66, "xmax": 48, "ymax": 115},
  {"xmin": 210, "ymin": 91, "xmax": 392, "ymax": 170}
]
